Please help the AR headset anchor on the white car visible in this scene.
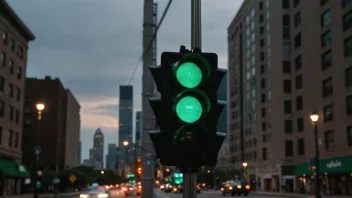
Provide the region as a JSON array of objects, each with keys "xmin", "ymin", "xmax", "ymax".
[
  {"xmin": 123, "ymin": 184, "xmax": 138, "ymax": 196},
  {"xmin": 80, "ymin": 186, "xmax": 109, "ymax": 198}
]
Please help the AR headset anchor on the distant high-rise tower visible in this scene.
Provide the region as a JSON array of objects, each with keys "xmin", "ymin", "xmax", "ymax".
[
  {"xmin": 106, "ymin": 144, "xmax": 117, "ymax": 169},
  {"xmin": 118, "ymin": 85, "xmax": 133, "ymax": 167},
  {"xmin": 92, "ymin": 128, "xmax": 104, "ymax": 168},
  {"xmin": 135, "ymin": 111, "xmax": 142, "ymax": 157}
]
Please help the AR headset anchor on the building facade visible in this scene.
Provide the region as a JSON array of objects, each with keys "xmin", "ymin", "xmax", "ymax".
[
  {"xmin": 64, "ymin": 89, "xmax": 80, "ymax": 168},
  {"xmin": 228, "ymin": 0, "xmax": 352, "ymax": 195},
  {"xmin": 91, "ymin": 128, "xmax": 104, "ymax": 168},
  {"xmin": 135, "ymin": 111, "xmax": 142, "ymax": 157},
  {"xmin": 23, "ymin": 76, "xmax": 81, "ymax": 170},
  {"xmin": 106, "ymin": 143, "xmax": 117, "ymax": 169},
  {"xmin": 118, "ymin": 85, "xmax": 133, "ymax": 172},
  {"xmin": 0, "ymin": 0, "xmax": 35, "ymax": 196}
]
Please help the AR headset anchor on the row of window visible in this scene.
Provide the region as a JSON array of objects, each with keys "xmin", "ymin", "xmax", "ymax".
[
  {"xmin": 1, "ymin": 52, "xmax": 23, "ymax": 79},
  {"xmin": 2, "ymin": 31, "xmax": 24, "ymax": 59},
  {"xmin": 0, "ymin": 76, "xmax": 22, "ymax": 102},
  {"xmin": 0, "ymin": 127, "xmax": 19, "ymax": 148},
  {"xmin": 0, "ymin": 101, "xmax": 21, "ymax": 123}
]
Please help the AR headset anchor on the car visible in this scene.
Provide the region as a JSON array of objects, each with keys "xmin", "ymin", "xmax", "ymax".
[
  {"xmin": 160, "ymin": 184, "xmax": 166, "ymax": 191},
  {"xmin": 79, "ymin": 186, "xmax": 109, "ymax": 198},
  {"xmin": 221, "ymin": 180, "xmax": 250, "ymax": 196},
  {"xmin": 172, "ymin": 184, "xmax": 183, "ymax": 193},
  {"xmin": 196, "ymin": 184, "xmax": 201, "ymax": 193},
  {"xmin": 122, "ymin": 184, "xmax": 138, "ymax": 196},
  {"xmin": 165, "ymin": 183, "xmax": 173, "ymax": 193}
]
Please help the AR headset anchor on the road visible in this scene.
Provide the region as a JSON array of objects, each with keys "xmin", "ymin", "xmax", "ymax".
[{"xmin": 155, "ymin": 190, "xmax": 282, "ymax": 198}]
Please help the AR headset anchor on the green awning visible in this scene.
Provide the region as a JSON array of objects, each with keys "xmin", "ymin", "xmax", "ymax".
[
  {"xmin": 294, "ymin": 155, "xmax": 352, "ymax": 176},
  {"xmin": 0, "ymin": 159, "xmax": 31, "ymax": 177}
]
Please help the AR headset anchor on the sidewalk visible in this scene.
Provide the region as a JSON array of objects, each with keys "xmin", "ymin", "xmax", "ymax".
[
  {"xmin": 251, "ymin": 191, "xmax": 349, "ymax": 198},
  {"xmin": 7, "ymin": 192, "xmax": 80, "ymax": 198}
]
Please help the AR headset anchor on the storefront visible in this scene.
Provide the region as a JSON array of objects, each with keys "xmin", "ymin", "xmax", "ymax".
[
  {"xmin": 293, "ymin": 155, "xmax": 352, "ymax": 195},
  {"xmin": 0, "ymin": 159, "xmax": 31, "ymax": 196}
]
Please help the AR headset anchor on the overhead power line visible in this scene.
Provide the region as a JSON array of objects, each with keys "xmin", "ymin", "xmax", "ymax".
[{"xmin": 128, "ymin": 0, "xmax": 174, "ymax": 85}]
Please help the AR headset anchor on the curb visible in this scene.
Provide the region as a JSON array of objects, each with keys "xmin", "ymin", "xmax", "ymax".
[{"xmin": 250, "ymin": 192, "xmax": 307, "ymax": 198}]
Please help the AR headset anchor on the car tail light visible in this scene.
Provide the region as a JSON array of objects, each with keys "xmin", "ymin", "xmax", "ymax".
[
  {"xmin": 245, "ymin": 185, "xmax": 250, "ymax": 190},
  {"xmin": 220, "ymin": 188, "xmax": 224, "ymax": 191}
]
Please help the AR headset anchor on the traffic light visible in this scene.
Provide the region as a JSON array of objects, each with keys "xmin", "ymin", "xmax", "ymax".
[{"xmin": 149, "ymin": 48, "xmax": 226, "ymax": 172}]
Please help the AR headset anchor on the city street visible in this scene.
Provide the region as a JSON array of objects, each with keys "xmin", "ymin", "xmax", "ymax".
[{"xmin": 155, "ymin": 190, "xmax": 276, "ymax": 198}]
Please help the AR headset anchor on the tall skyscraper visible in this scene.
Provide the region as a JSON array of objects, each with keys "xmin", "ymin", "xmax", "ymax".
[
  {"xmin": 228, "ymin": 0, "xmax": 352, "ymax": 193},
  {"xmin": 135, "ymin": 111, "xmax": 142, "ymax": 157},
  {"xmin": 106, "ymin": 143, "xmax": 117, "ymax": 169},
  {"xmin": 92, "ymin": 128, "xmax": 104, "ymax": 168},
  {"xmin": 118, "ymin": 85, "xmax": 133, "ymax": 167}
]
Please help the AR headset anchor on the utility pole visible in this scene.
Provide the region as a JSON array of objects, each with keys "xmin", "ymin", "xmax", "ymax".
[
  {"xmin": 183, "ymin": 1, "xmax": 201, "ymax": 198},
  {"xmin": 141, "ymin": 0, "xmax": 157, "ymax": 198}
]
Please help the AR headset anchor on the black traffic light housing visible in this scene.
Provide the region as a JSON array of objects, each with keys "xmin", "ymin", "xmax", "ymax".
[{"xmin": 149, "ymin": 46, "xmax": 227, "ymax": 172}]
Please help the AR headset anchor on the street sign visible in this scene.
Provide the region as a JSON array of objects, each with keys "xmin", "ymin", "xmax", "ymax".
[
  {"xmin": 69, "ymin": 175, "xmax": 76, "ymax": 183},
  {"xmin": 34, "ymin": 146, "xmax": 41, "ymax": 154}
]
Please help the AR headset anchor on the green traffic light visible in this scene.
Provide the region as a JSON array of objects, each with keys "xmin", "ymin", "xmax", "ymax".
[
  {"xmin": 176, "ymin": 96, "xmax": 202, "ymax": 123},
  {"xmin": 176, "ymin": 62, "xmax": 202, "ymax": 88}
]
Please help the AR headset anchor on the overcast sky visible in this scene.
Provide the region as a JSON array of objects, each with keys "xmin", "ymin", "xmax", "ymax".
[{"xmin": 8, "ymin": 0, "xmax": 243, "ymax": 163}]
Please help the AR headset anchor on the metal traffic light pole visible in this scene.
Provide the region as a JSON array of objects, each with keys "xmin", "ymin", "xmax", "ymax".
[{"xmin": 182, "ymin": 1, "xmax": 201, "ymax": 198}]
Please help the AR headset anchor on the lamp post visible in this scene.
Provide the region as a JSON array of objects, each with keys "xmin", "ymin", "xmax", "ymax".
[
  {"xmin": 242, "ymin": 162, "xmax": 248, "ymax": 184},
  {"xmin": 310, "ymin": 112, "xmax": 321, "ymax": 198},
  {"xmin": 34, "ymin": 103, "xmax": 45, "ymax": 198}
]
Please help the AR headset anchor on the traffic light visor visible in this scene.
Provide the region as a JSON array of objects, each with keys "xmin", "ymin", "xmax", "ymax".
[
  {"xmin": 173, "ymin": 53, "xmax": 211, "ymax": 88},
  {"xmin": 174, "ymin": 89, "xmax": 210, "ymax": 124}
]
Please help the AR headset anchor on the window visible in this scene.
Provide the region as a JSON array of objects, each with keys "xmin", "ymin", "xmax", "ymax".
[
  {"xmin": 2, "ymin": 31, "xmax": 7, "ymax": 44},
  {"xmin": 15, "ymin": 110, "xmax": 19, "ymax": 123},
  {"xmin": 260, "ymin": 14, "xmax": 264, "ymax": 22},
  {"xmin": 294, "ymin": 33, "xmax": 301, "ymax": 48},
  {"xmin": 344, "ymin": 36, "xmax": 352, "ymax": 57},
  {"xmin": 283, "ymin": 43, "xmax": 290, "ymax": 55},
  {"xmin": 262, "ymin": 122, "xmax": 267, "ymax": 131},
  {"xmin": 294, "ymin": 0, "xmax": 300, "ymax": 7},
  {"xmin": 284, "ymin": 100, "xmax": 292, "ymax": 114},
  {"xmin": 261, "ymin": 94, "xmax": 266, "ymax": 103},
  {"xmin": 295, "ymin": 55, "xmax": 302, "ymax": 70},
  {"xmin": 14, "ymin": 132, "xmax": 18, "ymax": 148},
  {"xmin": 282, "ymin": 0, "xmax": 289, "ymax": 9},
  {"xmin": 321, "ymin": 9, "xmax": 331, "ymax": 27},
  {"xmin": 296, "ymin": 96, "xmax": 303, "ymax": 110},
  {"xmin": 262, "ymin": 147, "xmax": 267, "ymax": 161},
  {"xmin": 283, "ymin": 27, "xmax": 290, "ymax": 39},
  {"xmin": 9, "ymin": 106, "xmax": 14, "ymax": 121},
  {"xmin": 348, "ymin": 126, "xmax": 352, "ymax": 147},
  {"xmin": 325, "ymin": 130, "xmax": 334, "ymax": 150},
  {"xmin": 261, "ymin": 52, "xmax": 265, "ymax": 61},
  {"xmin": 285, "ymin": 140, "xmax": 294, "ymax": 157},
  {"xmin": 0, "ymin": 76, "xmax": 4, "ymax": 92},
  {"xmin": 8, "ymin": 130, "xmax": 13, "ymax": 147},
  {"xmin": 1, "ymin": 52, "xmax": 6, "ymax": 67},
  {"xmin": 322, "ymin": 77, "xmax": 333, "ymax": 97},
  {"xmin": 346, "ymin": 67, "xmax": 352, "ymax": 87},
  {"xmin": 18, "ymin": 46, "xmax": 24, "ymax": 59},
  {"xmin": 297, "ymin": 117, "xmax": 304, "ymax": 132},
  {"xmin": 259, "ymin": 1, "xmax": 263, "ymax": 9},
  {"xmin": 297, "ymin": 138, "xmax": 305, "ymax": 155},
  {"xmin": 284, "ymin": 80, "xmax": 292, "ymax": 93},
  {"xmin": 262, "ymin": 108, "xmax": 266, "ymax": 117},
  {"xmin": 343, "ymin": 10, "xmax": 352, "ymax": 31},
  {"xmin": 0, "ymin": 127, "xmax": 2, "ymax": 145},
  {"xmin": 261, "ymin": 79, "xmax": 266, "ymax": 88},
  {"xmin": 10, "ymin": 40, "xmax": 15, "ymax": 52},
  {"xmin": 0, "ymin": 102, "xmax": 4, "ymax": 118},
  {"xmin": 294, "ymin": 12, "xmax": 301, "ymax": 28},
  {"xmin": 283, "ymin": 62, "xmax": 291, "ymax": 73},
  {"xmin": 323, "ymin": 104, "xmax": 333, "ymax": 121},
  {"xmin": 16, "ymin": 88, "xmax": 20, "ymax": 101},
  {"xmin": 285, "ymin": 120, "xmax": 293, "ymax": 134},
  {"xmin": 343, "ymin": 0, "xmax": 352, "ymax": 7},
  {"xmin": 322, "ymin": 50, "xmax": 332, "ymax": 69},
  {"xmin": 295, "ymin": 75, "xmax": 302, "ymax": 89},
  {"xmin": 283, "ymin": 15, "xmax": 290, "ymax": 26},
  {"xmin": 16, "ymin": 67, "xmax": 22, "ymax": 80},
  {"xmin": 321, "ymin": 0, "xmax": 328, "ymax": 6},
  {"xmin": 347, "ymin": 95, "xmax": 352, "ymax": 115},
  {"xmin": 9, "ymin": 84, "xmax": 13, "ymax": 98},
  {"xmin": 9, "ymin": 60, "xmax": 14, "ymax": 74},
  {"xmin": 321, "ymin": 30, "xmax": 331, "ymax": 47}
]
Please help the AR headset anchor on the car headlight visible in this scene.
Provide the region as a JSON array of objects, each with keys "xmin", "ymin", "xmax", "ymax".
[
  {"xmin": 80, "ymin": 194, "xmax": 89, "ymax": 198},
  {"xmin": 229, "ymin": 186, "xmax": 233, "ymax": 190},
  {"xmin": 98, "ymin": 193, "xmax": 108, "ymax": 198}
]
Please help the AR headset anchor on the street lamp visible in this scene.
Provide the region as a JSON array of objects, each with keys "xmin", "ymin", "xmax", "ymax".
[
  {"xmin": 101, "ymin": 171, "xmax": 104, "ymax": 174},
  {"xmin": 34, "ymin": 102, "xmax": 45, "ymax": 198},
  {"xmin": 242, "ymin": 162, "xmax": 248, "ymax": 184},
  {"xmin": 310, "ymin": 112, "xmax": 321, "ymax": 198}
]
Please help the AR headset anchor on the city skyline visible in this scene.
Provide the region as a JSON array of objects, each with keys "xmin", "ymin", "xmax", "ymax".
[{"xmin": 6, "ymin": 0, "xmax": 243, "ymax": 159}]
